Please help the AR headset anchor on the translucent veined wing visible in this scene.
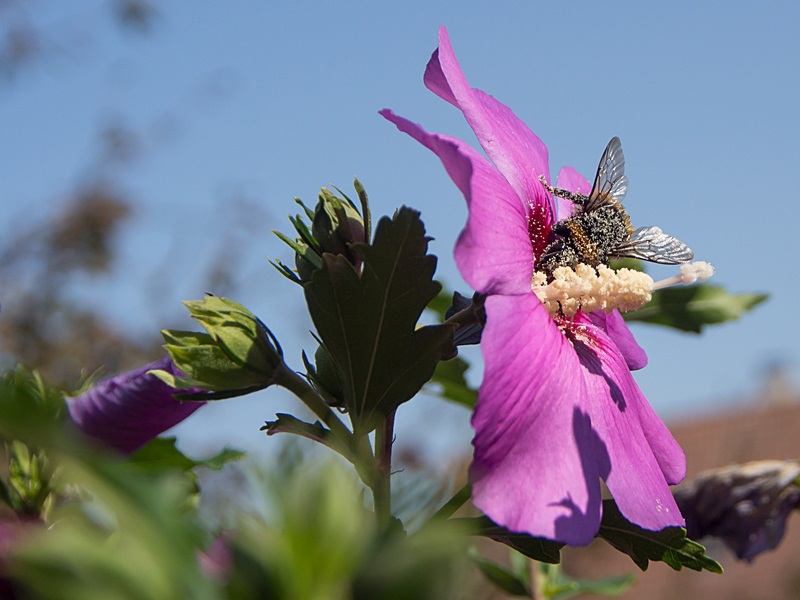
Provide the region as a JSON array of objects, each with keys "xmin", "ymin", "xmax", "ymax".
[
  {"xmin": 613, "ymin": 225, "xmax": 694, "ymax": 264},
  {"xmin": 585, "ymin": 137, "xmax": 628, "ymax": 213}
]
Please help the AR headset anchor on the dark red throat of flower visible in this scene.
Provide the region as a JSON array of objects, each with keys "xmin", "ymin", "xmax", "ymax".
[{"xmin": 527, "ymin": 202, "xmax": 552, "ymax": 263}]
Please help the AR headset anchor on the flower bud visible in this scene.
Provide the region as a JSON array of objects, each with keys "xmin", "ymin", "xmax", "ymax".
[
  {"xmin": 155, "ymin": 296, "xmax": 285, "ymax": 399},
  {"xmin": 275, "ymin": 179, "xmax": 370, "ymax": 284}
]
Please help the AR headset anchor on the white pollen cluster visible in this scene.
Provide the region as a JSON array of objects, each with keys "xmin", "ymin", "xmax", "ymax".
[
  {"xmin": 532, "ymin": 264, "xmax": 654, "ymax": 317},
  {"xmin": 652, "ymin": 261, "xmax": 716, "ymax": 290},
  {"xmin": 680, "ymin": 261, "xmax": 715, "ymax": 284}
]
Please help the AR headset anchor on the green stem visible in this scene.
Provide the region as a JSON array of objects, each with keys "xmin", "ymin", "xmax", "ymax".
[
  {"xmin": 532, "ymin": 562, "xmax": 548, "ymax": 600},
  {"xmin": 431, "ymin": 482, "xmax": 472, "ymax": 521},
  {"xmin": 372, "ymin": 410, "xmax": 396, "ymax": 525},
  {"xmin": 274, "ymin": 365, "xmax": 380, "ymax": 499},
  {"xmin": 275, "ymin": 366, "xmax": 351, "ymax": 438}
]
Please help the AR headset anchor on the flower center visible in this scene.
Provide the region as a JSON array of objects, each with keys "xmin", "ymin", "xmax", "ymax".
[{"xmin": 532, "ymin": 261, "xmax": 714, "ymax": 317}]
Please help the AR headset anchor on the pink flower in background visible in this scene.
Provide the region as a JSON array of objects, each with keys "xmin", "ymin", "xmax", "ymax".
[
  {"xmin": 381, "ymin": 27, "xmax": 685, "ymax": 545},
  {"xmin": 67, "ymin": 356, "xmax": 205, "ymax": 455}
]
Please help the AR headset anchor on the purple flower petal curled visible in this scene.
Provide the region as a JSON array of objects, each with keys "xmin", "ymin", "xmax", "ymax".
[{"xmin": 66, "ymin": 356, "xmax": 205, "ymax": 454}]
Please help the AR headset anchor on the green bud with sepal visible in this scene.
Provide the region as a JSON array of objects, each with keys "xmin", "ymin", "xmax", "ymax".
[
  {"xmin": 272, "ymin": 178, "xmax": 370, "ymax": 284},
  {"xmin": 153, "ymin": 296, "xmax": 285, "ymax": 400}
]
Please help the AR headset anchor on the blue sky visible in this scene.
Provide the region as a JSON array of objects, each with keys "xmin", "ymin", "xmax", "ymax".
[{"xmin": 3, "ymin": 2, "xmax": 799, "ymax": 458}]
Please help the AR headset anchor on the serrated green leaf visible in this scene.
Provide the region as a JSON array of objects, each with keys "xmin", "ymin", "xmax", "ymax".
[
  {"xmin": 597, "ymin": 500, "xmax": 723, "ymax": 573},
  {"xmin": 303, "ymin": 207, "xmax": 454, "ymax": 434},
  {"xmin": 623, "ymin": 283, "xmax": 768, "ymax": 333},
  {"xmin": 427, "ymin": 356, "xmax": 477, "ymax": 409},
  {"xmin": 454, "ymin": 516, "xmax": 564, "ymax": 564},
  {"xmin": 468, "ymin": 547, "xmax": 531, "ymax": 596}
]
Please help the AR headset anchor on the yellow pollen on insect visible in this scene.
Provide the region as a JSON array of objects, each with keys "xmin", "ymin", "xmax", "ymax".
[{"xmin": 532, "ymin": 264, "xmax": 654, "ymax": 317}]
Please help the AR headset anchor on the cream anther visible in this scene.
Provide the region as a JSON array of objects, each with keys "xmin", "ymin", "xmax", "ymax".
[
  {"xmin": 533, "ymin": 264, "xmax": 653, "ymax": 317},
  {"xmin": 652, "ymin": 261, "xmax": 715, "ymax": 291}
]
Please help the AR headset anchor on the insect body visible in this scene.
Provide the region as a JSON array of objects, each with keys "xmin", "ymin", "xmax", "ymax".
[{"xmin": 537, "ymin": 137, "xmax": 693, "ymax": 275}]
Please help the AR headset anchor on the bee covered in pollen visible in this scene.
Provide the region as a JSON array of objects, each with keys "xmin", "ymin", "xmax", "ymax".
[{"xmin": 537, "ymin": 137, "xmax": 693, "ymax": 276}]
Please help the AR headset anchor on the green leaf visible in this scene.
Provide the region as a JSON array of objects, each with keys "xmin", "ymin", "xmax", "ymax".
[
  {"xmin": 129, "ymin": 437, "xmax": 244, "ymax": 473},
  {"xmin": 273, "ymin": 229, "xmax": 323, "ymax": 268},
  {"xmin": 427, "ymin": 355, "xmax": 477, "ymax": 409},
  {"xmin": 597, "ymin": 500, "xmax": 723, "ymax": 573},
  {"xmin": 468, "ymin": 547, "xmax": 531, "ymax": 596},
  {"xmin": 540, "ymin": 563, "xmax": 634, "ymax": 600},
  {"xmin": 8, "ymin": 451, "xmax": 217, "ymax": 600},
  {"xmin": 623, "ymin": 283, "xmax": 768, "ymax": 333},
  {"xmin": 262, "ymin": 413, "xmax": 355, "ymax": 464},
  {"xmin": 352, "ymin": 177, "xmax": 371, "ymax": 244},
  {"xmin": 455, "ymin": 516, "xmax": 564, "ymax": 564},
  {"xmin": 0, "ymin": 366, "xmax": 66, "ymax": 444},
  {"xmin": 5, "ymin": 440, "xmax": 53, "ymax": 516},
  {"xmin": 268, "ymin": 257, "xmax": 303, "ymax": 284},
  {"xmin": 303, "ymin": 207, "xmax": 454, "ymax": 434}
]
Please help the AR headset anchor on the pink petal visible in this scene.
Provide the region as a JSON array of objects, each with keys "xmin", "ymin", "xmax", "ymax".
[
  {"xmin": 67, "ymin": 356, "xmax": 205, "ymax": 455},
  {"xmin": 588, "ymin": 311, "xmax": 648, "ymax": 371},
  {"xmin": 565, "ymin": 313, "xmax": 685, "ymax": 524},
  {"xmin": 424, "ymin": 27, "xmax": 553, "ymax": 219},
  {"xmin": 381, "ymin": 109, "xmax": 535, "ymax": 295},
  {"xmin": 471, "ymin": 295, "xmax": 684, "ymax": 544},
  {"xmin": 554, "ymin": 166, "xmax": 592, "ymax": 219}
]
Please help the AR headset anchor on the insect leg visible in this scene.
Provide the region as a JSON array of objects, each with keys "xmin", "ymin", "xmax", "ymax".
[{"xmin": 538, "ymin": 175, "xmax": 590, "ymax": 206}]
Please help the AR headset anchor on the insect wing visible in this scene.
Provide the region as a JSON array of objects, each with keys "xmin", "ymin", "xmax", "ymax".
[
  {"xmin": 585, "ymin": 137, "xmax": 628, "ymax": 212},
  {"xmin": 614, "ymin": 225, "xmax": 694, "ymax": 264}
]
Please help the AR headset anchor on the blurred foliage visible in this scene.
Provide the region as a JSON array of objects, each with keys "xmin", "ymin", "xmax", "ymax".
[
  {"xmin": 537, "ymin": 563, "xmax": 634, "ymax": 600},
  {"xmin": 224, "ymin": 460, "xmax": 476, "ymax": 600},
  {"xmin": 7, "ymin": 452, "xmax": 217, "ymax": 600},
  {"xmin": 623, "ymin": 283, "xmax": 769, "ymax": 333}
]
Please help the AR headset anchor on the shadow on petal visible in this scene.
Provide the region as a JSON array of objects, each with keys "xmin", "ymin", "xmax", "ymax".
[
  {"xmin": 554, "ymin": 408, "xmax": 611, "ymax": 545},
  {"xmin": 567, "ymin": 331, "xmax": 626, "ymax": 411}
]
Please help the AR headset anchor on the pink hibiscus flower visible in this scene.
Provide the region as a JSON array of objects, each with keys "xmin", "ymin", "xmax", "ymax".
[{"xmin": 381, "ymin": 26, "xmax": 686, "ymax": 545}]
